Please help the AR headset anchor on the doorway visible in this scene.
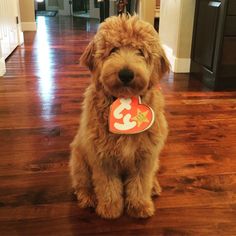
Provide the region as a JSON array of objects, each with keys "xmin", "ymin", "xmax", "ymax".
[
  {"xmin": 37, "ymin": 0, "xmax": 46, "ymax": 11},
  {"xmin": 71, "ymin": 1, "xmax": 139, "ymax": 20},
  {"xmin": 73, "ymin": 0, "xmax": 90, "ymax": 18}
]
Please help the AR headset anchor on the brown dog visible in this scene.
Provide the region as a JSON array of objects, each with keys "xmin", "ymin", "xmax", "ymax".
[{"xmin": 70, "ymin": 15, "xmax": 169, "ymax": 219}]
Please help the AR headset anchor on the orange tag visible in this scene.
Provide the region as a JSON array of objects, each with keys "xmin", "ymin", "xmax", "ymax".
[{"xmin": 109, "ymin": 97, "xmax": 155, "ymax": 134}]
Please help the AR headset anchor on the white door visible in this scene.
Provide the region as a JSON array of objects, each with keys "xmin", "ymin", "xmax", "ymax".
[
  {"xmin": 0, "ymin": 0, "xmax": 19, "ymax": 59},
  {"xmin": 89, "ymin": 0, "xmax": 100, "ymax": 19}
]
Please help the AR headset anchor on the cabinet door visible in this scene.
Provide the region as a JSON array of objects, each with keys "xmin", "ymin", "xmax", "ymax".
[
  {"xmin": 0, "ymin": 0, "xmax": 11, "ymax": 58},
  {"xmin": 192, "ymin": 0, "xmax": 222, "ymax": 70},
  {"xmin": 0, "ymin": 0, "xmax": 18, "ymax": 59}
]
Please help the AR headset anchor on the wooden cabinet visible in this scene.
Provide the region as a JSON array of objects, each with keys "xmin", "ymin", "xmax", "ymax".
[{"xmin": 191, "ymin": 0, "xmax": 236, "ymax": 90}]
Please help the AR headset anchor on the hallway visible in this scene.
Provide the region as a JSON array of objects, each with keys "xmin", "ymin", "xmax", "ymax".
[{"xmin": 0, "ymin": 16, "xmax": 236, "ymax": 235}]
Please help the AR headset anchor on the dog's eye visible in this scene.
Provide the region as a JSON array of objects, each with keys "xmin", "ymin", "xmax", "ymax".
[
  {"xmin": 138, "ymin": 49, "xmax": 145, "ymax": 57},
  {"xmin": 109, "ymin": 47, "xmax": 119, "ymax": 55}
]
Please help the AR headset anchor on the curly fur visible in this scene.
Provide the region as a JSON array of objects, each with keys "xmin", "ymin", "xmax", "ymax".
[{"xmin": 69, "ymin": 15, "xmax": 169, "ymax": 219}]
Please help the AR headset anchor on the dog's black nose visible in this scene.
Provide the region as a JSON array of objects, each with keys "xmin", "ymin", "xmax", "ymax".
[{"xmin": 118, "ymin": 68, "xmax": 134, "ymax": 84}]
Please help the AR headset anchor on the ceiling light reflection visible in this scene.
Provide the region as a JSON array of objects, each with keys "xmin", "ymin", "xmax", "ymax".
[{"xmin": 35, "ymin": 16, "xmax": 55, "ymax": 121}]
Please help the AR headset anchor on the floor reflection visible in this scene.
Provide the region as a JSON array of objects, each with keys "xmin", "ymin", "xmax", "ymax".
[{"xmin": 35, "ymin": 16, "xmax": 55, "ymax": 121}]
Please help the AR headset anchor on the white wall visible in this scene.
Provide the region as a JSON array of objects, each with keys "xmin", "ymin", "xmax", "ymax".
[
  {"xmin": 139, "ymin": 0, "xmax": 155, "ymax": 25},
  {"xmin": 19, "ymin": 0, "xmax": 37, "ymax": 31},
  {"xmin": 159, "ymin": 0, "xmax": 196, "ymax": 73},
  {"xmin": 0, "ymin": 47, "xmax": 6, "ymax": 76}
]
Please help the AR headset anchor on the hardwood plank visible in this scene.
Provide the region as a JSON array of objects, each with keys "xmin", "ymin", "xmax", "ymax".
[{"xmin": 1, "ymin": 205, "xmax": 236, "ymax": 236}]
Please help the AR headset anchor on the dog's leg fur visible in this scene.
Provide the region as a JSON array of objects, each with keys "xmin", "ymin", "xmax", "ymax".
[
  {"xmin": 70, "ymin": 148, "xmax": 97, "ymax": 208},
  {"xmin": 92, "ymin": 164, "xmax": 124, "ymax": 219},
  {"xmin": 125, "ymin": 155, "xmax": 157, "ymax": 218},
  {"xmin": 152, "ymin": 177, "xmax": 162, "ymax": 197}
]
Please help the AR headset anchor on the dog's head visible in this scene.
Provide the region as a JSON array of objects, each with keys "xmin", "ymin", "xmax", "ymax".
[{"xmin": 80, "ymin": 15, "xmax": 170, "ymax": 98}]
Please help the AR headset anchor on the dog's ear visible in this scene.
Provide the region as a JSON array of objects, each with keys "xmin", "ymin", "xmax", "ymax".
[
  {"xmin": 80, "ymin": 40, "xmax": 95, "ymax": 71},
  {"xmin": 158, "ymin": 47, "xmax": 170, "ymax": 77},
  {"xmin": 150, "ymin": 46, "xmax": 170, "ymax": 87}
]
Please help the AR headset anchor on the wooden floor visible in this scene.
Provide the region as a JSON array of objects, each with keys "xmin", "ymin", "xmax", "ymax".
[{"xmin": 0, "ymin": 16, "xmax": 236, "ymax": 236}]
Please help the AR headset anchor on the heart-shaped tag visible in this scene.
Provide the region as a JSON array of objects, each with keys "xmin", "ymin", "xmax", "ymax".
[{"xmin": 109, "ymin": 97, "xmax": 155, "ymax": 134}]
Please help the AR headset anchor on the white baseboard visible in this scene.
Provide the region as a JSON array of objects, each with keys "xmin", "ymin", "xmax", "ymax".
[
  {"xmin": 162, "ymin": 44, "xmax": 191, "ymax": 73},
  {"xmin": 0, "ymin": 57, "xmax": 6, "ymax": 76},
  {"xmin": 174, "ymin": 57, "xmax": 191, "ymax": 73},
  {"xmin": 21, "ymin": 22, "xmax": 37, "ymax": 31}
]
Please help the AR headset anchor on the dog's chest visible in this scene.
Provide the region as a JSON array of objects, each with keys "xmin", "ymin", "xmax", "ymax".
[
  {"xmin": 101, "ymin": 131, "xmax": 156, "ymax": 164},
  {"xmin": 87, "ymin": 92, "xmax": 160, "ymax": 164},
  {"xmin": 95, "ymin": 108, "xmax": 158, "ymax": 156}
]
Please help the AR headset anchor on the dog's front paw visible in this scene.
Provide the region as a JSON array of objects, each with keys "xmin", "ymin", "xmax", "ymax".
[
  {"xmin": 75, "ymin": 190, "xmax": 97, "ymax": 208},
  {"xmin": 96, "ymin": 198, "xmax": 124, "ymax": 219},
  {"xmin": 126, "ymin": 199, "xmax": 155, "ymax": 218}
]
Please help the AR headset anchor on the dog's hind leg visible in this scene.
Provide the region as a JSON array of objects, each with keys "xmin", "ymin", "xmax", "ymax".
[{"xmin": 69, "ymin": 148, "xmax": 97, "ymax": 208}]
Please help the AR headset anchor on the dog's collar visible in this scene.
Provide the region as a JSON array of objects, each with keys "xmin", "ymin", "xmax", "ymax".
[
  {"xmin": 111, "ymin": 95, "xmax": 143, "ymax": 102},
  {"xmin": 111, "ymin": 96, "xmax": 117, "ymax": 102}
]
